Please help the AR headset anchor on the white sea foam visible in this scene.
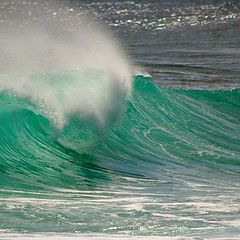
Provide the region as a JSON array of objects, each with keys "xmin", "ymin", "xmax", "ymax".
[{"xmin": 0, "ymin": 233, "xmax": 239, "ymax": 240}]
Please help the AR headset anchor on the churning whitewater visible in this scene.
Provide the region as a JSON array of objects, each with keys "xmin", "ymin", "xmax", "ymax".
[{"xmin": 0, "ymin": 0, "xmax": 240, "ymax": 239}]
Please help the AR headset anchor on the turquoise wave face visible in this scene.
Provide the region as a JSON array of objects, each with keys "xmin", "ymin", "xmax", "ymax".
[{"xmin": 0, "ymin": 74, "xmax": 240, "ymax": 236}]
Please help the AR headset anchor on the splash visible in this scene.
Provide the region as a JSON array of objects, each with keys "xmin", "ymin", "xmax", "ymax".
[{"xmin": 0, "ymin": 0, "xmax": 132, "ymax": 151}]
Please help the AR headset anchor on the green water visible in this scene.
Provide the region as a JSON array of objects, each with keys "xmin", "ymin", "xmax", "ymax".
[{"xmin": 0, "ymin": 75, "xmax": 239, "ymax": 238}]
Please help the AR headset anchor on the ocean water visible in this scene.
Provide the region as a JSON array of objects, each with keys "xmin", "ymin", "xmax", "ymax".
[{"xmin": 0, "ymin": 0, "xmax": 240, "ymax": 239}]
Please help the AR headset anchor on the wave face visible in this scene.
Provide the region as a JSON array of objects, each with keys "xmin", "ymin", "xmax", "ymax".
[
  {"xmin": 0, "ymin": 70, "xmax": 129, "ymax": 152},
  {"xmin": 0, "ymin": 74, "xmax": 239, "ymax": 237}
]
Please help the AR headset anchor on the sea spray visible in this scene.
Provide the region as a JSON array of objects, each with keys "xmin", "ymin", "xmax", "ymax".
[{"xmin": 0, "ymin": 0, "xmax": 132, "ymax": 151}]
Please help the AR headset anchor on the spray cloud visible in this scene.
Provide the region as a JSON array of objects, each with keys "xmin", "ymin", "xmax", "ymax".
[{"xmin": 0, "ymin": 0, "xmax": 132, "ymax": 150}]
